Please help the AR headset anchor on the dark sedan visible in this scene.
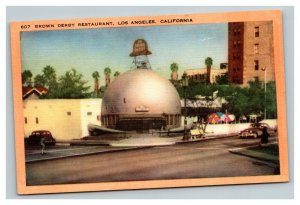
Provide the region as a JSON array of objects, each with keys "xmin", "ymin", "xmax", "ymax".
[
  {"xmin": 240, "ymin": 122, "xmax": 274, "ymax": 139},
  {"xmin": 25, "ymin": 130, "xmax": 56, "ymax": 146}
]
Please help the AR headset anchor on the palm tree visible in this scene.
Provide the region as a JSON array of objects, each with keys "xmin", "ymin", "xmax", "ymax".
[
  {"xmin": 104, "ymin": 67, "xmax": 111, "ymax": 87},
  {"xmin": 114, "ymin": 71, "xmax": 120, "ymax": 78},
  {"xmin": 170, "ymin": 62, "xmax": 179, "ymax": 81},
  {"xmin": 205, "ymin": 57, "xmax": 213, "ymax": 84},
  {"xmin": 92, "ymin": 71, "xmax": 100, "ymax": 97}
]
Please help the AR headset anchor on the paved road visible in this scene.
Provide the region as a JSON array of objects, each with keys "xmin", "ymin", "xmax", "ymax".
[{"xmin": 26, "ymin": 136, "xmax": 278, "ymax": 186}]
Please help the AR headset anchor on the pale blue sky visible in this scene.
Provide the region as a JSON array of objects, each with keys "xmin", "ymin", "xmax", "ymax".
[{"xmin": 21, "ymin": 23, "xmax": 228, "ymax": 88}]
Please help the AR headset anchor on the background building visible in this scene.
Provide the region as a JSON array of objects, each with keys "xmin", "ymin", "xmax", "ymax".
[
  {"xmin": 184, "ymin": 65, "xmax": 228, "ymax": 84},
  {"xmin": 23, "ymin": 99, "xmax": 101, "ymax": 140},
  {"xmin": 228, "ymin": 21, "xmax": 275, "ymax": 86}
]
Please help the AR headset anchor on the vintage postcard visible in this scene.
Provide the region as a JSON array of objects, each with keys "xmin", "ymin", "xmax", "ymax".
[{"xmin": 10, "ymin": 10, "xmax": 289, "ymax": 194}]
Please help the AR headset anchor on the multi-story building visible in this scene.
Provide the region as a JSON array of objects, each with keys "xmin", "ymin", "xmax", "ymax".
[
  {"xmin": 184, "ymin": 64, "xmax": 228, "ymax": 84},
  {"xmin": 228, "ymin": 21, "xmax": 275, "ymax": 86}
]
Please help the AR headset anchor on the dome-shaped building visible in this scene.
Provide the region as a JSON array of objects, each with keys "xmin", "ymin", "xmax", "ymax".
[{"xmin": 101, "ymin": 69, "xmax": 181, "ymax": 131}]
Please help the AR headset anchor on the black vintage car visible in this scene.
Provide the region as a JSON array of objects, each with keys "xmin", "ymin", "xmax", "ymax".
[
  {"xmin": 239, "ymin": 122, "xmax": 275, "ymax": 139},
  {"xmin": 25, "ymin": 130, "xmax": 56, "ymax": 146}
]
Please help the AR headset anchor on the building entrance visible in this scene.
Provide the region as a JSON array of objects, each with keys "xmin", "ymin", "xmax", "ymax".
[{"xmin": 117, "ymin": 117, "xmax": 166, "ymax": 132}]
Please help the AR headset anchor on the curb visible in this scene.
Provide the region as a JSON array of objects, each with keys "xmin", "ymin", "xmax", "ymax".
[
  {"xmin": 26, "ymin": 146, "xmax": 154, "ymax": 163},
  {"xmin": 175, "ymin": 133, "xmax": 239, "ymax": 144},
  {"xmin": 228, "ymin": 147, "xmax": 279, "ymax": 164}
]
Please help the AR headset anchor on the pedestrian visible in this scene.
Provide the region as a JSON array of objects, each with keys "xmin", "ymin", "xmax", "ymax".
[
  {"xmin": 260, "ymin": 127, "xmax": 269, "ymax": 145},
  {"xmin": 40, "ymin": 137, "xmax": 46, "ymax": 155}
]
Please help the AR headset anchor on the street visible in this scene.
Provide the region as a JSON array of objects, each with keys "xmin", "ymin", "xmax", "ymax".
[{"xmin": 26, "ymin": 136, "xmax": 279, "ymax": 186}]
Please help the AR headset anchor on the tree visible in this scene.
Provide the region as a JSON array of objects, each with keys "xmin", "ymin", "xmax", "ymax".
[
  {"xmin": 40, "ymin": 65, "xmax": 58, "ymax": 98},
  {"xmin": 170, "ymin": 62, "xmax": 179, "ymax": 81},
  {"xmin": 92, "ymin": 71, "xmax": 100, "ymax": 97},
  {"xmin": 22, "ymin": 70, "xmax": 33, "ymax": 87},
  {"xmin": 113, "ymin": 71, "xmax": 120, "ymax": 78},
  {"xmin": 215, "ymin": 73, "xmax": 228, "ymax": 85},
  {"xmin": 265, "ymin": 81, "xmax": 277, "ymax": 118},
  {"xmin": 205, "ymin": 57, "xmax": 213, "ymax": 84},
  {"xmin": 42, "ymin": 65, "xmax": 57, "ymax": 86},
  {"xmin": 34, "ymin": 74, "xmax": 46, "ymax": 87},
  {"xmin": 104, "ymin": 67, "xmax": 111, "ymax": 87},
  {"xmin": 55, "ymin": 68, "xmax": 90, "ymax": 98}
]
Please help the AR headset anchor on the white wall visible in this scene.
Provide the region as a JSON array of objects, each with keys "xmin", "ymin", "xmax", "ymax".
[
  {"xmin": 80, "ymin": 99, "xmax": 102, "ymax": 137},
  {"xmin": 23, "ymin": 99, "xmax": 102, "ymax": 140}
]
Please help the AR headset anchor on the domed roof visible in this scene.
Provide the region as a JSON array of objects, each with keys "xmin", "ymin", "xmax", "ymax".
[{"xmin": 101, "ymin": 69, "xmax": 181, "ymax": 116}]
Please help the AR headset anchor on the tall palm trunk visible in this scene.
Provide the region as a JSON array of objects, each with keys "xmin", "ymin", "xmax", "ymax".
[
  {"xmin": 171, "ymin": 71, "xmax": 178, "ymax": 81},
  {"xmin": 94, "ymin": 78, "xmax": 99, "ymax": 97},
  {"xmin": 206, "ymin": 66, "xmax": 211, "ymax": 84},
  {"xmin": 105, "ymin": 75, "xmax": 111, "ymax": 87}
]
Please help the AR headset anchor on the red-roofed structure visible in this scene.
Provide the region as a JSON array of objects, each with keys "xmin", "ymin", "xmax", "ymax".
[{"xmin": 22, "ymin": 86, "xmax": 48, "ymax": 100}]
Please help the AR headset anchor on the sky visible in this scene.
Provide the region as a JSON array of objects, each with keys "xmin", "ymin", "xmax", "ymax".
[{"xmin": 21, "ymin": 23, "xmax": 228, "ymax": 89}]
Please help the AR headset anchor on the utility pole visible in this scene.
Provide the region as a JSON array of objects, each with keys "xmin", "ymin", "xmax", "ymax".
[
  {"xmin": 182, "ymin": 74, "xmax": 189, "ymax": 141},
  {"xmin": 261, "ymin": 67, "xmax": 267, "ymax": 119}
]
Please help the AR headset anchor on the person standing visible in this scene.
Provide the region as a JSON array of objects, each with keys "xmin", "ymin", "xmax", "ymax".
[
  {"xmin": 40, "ymin": 137, "xmax": 46, "ymax": 155},
  {"xmin": 261, "ymin": 127, "xmax": 270, "ymax": 145}
]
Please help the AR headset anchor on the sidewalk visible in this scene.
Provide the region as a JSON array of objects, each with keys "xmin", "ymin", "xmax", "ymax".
[{"xmin": 228, "ymin": 142, "xmax": 279, "ymax": 164}]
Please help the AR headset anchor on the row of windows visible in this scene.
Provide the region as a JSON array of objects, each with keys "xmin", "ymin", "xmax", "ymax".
[
  {"xmin": 67, "ymin": 112, "xmax": 93, "ymax": 116},
  {"xmin": 166, "ymin": 114, "xmax": 181, "ymax": 126},
  {"xmin": 189, "ymin": 74, "xmax": 206, "ymax": 81},
  {"xmin": 101, "ymin": 114, "xmax": 181, "ymax": 127},
  {"xmin": 231, "ymin": 60, "xmax": 261, "ymax": 72},
  {"xmin": 233, "ymin": 40, "xmax": 242, "ymax": 48},
  {"xmin": 233, "ymin": 28, "xmax": 241, "ymax": 36},
  {"xmin": 232, "ymin": 67, "xmax": 241, "ymax": 72},
  {"xmin": 24, "ymin": 117, "xmax": 39, "ymax": 124},
  {"xmin": 25, "ymin": 114, "xmax": 101, "ymax": 125},
  {"xmin": 102, "ymin": 115, "xmax": 119, "ymax": 127},
  {"xmin": 232, "ymin": 26, "xmax": 259, "ymax": 37},
  {"xmin": 233, "ymin": 53, "xmax": 241, "ymax": 60}
]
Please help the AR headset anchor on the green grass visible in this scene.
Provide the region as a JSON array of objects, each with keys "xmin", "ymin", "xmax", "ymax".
[{"xmin": 247, "ymin": 144, "xmax": 279, "ymax": 156}]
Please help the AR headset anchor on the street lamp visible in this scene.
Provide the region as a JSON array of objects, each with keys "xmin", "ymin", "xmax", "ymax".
[
  {"xmin": 182, "ymin": 73, "xmax": 189, "ymax": 141},
  {"xmin": 261, "ymin": 67, "xmax": 267, "ymax": 119}
]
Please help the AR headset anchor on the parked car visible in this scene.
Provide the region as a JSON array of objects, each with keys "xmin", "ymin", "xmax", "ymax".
[
  {"xmin": 250, "ymin": 122, "xmax": 275, "ymax": 135},
  {"xmin": 25, "ymin": 130, "xmax": 56, "ymax": 146},
  {"xmin": 239, "ymin": 122, "xmax": 274, "ymax": 139},
  {"xmin": 239, "ymin": 128, "xmax": 263, "ymax": 139}
]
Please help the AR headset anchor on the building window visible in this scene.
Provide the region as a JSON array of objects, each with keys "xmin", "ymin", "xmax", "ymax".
[
  {"xmin": 97, "ymin": 115, "xmax": 100, "ymax": 121},
  {"xmin": 254, "ymin": 44, "xmax": 259, "ymax": 54},
  {"xmin": 87, "ymin": 112, "xmax": 92, "ymax": 116},
  {"xmin": 254, "ymin": 76, "xmax": 259, "ymax": 82},
  {"xmin": 233, "ymin": 53, "xmax": 241, "ymax": 60},
  {"xmin": 67, "ymin": 112, "xmax": 71, "ymax": 116},
  {"xmin": 254, "ymin": 60, "xmax": 259, "ymax": 70},
  {"xmin": 35, "ymin": 117, "xmax": 39, "ymax": 124},
  {"xmin": 233, "ymin": 29, "xmax": 237, "ymax": 36},
  {"xmin": 25, "ymin": 117, "xmax": 27, "ymax": 124},
  {"xmin": 255, "ymin": 27, "xmax": 259, "ymax": 37}
]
